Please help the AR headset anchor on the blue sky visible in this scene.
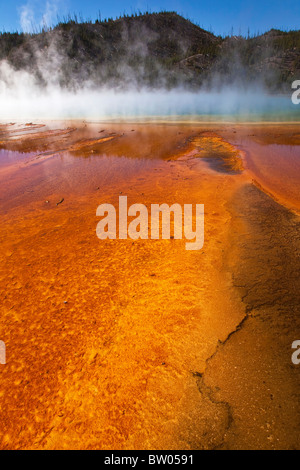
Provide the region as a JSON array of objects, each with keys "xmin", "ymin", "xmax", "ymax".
[{"xmin": 0, "ymin": 0, "xmax": 299, "ymax": 36}]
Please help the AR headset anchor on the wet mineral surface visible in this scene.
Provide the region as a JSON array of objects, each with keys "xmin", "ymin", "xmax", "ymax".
[{"xmin": 0, "ymin": 121, "xmax": 299, "ymax": 450}]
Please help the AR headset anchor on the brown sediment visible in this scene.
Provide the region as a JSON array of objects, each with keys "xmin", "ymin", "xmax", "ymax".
[
  {"xmin": 190, "ymin": 132, "xmax": 244, "ymax": 174},
  {"xmin": 22, "ymin": 136, "xmax": 120, "ymax": 167},
  {"xmin": 7, "ymin": 129, "xmax": 74, "ymax": 141},
  {"xmin": 193, "ymin": 184, "xmax": 300, "ymax": 450},
  {"xmin": 0, "ymin": 122, "xmax": 198, "ymax": 160},
  {"xmin": 0, "ymin": 122, "xmax": 299, "ymax": 450},
  {"xmin": 0, "ymin": 124, "xmax": 46, "ymax": 135}
]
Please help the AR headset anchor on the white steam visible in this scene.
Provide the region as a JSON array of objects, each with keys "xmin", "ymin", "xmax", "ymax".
[
  {"xmin": 0, "ymin": 4, "xmax": 295, "ymax": 121},
  {"xmin": 0, "ymin": 61, "xmax": 296, "ymax": 121},
  {"xmin": 20, "ymin": 3, "xmax": 36, "ymax": 33},
  {"xmin": 19, "ymin": 0, "xmax": 60, "ymax": 33},
  {"xmin": 0, "ymin": 48, "xmax": 297, "ymax": 121}
]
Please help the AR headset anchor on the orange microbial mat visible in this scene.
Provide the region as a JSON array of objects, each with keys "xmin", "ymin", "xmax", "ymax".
[{"xmin": 0, "ymin": 121, "xmax": 299, "ymax": 450}]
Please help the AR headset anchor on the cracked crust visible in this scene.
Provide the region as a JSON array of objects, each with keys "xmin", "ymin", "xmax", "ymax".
[{"xmin": 194, "ymin": 184, "xmax": 300, "ymax": 450}]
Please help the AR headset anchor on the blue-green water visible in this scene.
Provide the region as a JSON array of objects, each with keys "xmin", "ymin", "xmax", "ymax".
[{"xmin": 0, "ymin": 89, "xmax": 299, "ymax": 121}]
